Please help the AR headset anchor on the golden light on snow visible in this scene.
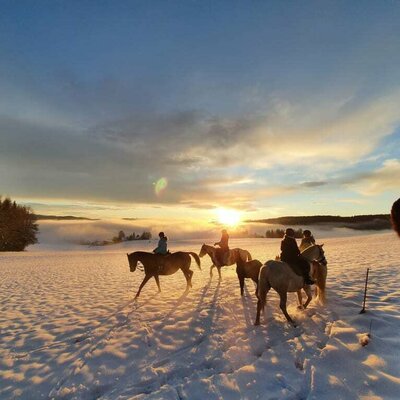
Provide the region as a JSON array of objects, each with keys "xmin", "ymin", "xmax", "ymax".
[{"xmin": 216, "ymin": 208, "xmax": 241, "ymax": 227}]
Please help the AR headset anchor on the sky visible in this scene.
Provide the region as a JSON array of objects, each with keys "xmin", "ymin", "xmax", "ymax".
[{"xmin": 1, "ymin": 0, "xmax": 400, "ymax": 227}]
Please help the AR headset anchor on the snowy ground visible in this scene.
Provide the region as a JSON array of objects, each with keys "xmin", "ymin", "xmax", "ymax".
[{"xmin": 1, "ymin": 233, "xmax": 399, "ymax": 400}]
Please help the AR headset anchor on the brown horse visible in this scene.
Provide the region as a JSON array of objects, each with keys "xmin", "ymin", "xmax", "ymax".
[
  {"xmin": 255, "ymin": 244, "xmax": 327, "ymax": 326},
  {"xmin": 236, "ymin": 258, "xmax": 263, "ymax": 296},
  {"xmin": 199, "ymin": 244, "xmax": 252, "ymax": 279},
  {"xmin": 127, "ymin": 251, "xmax": 201, "ymax": 298}
]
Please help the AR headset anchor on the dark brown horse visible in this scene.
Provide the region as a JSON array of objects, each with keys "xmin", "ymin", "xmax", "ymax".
[
  {"xmin": 236, "ymin": 258, "xmax": 263, "ymax": 296},
  {"xmin": 127, "ymin": 251, "xmax": 201, "ymax": 298}
]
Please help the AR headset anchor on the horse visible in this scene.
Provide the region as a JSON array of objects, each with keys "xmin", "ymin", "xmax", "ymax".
[
  {"xmin": 127, "ymin": 251, "xmax": 201, "ymax": 298},
  {"xmin": 236, "ymin": 258, "xmax": 263, "ymax": 296},
  {"xmin": 199, "ymin": 244, "xmax": 252, "ymax": 279},
  {"xmin": 299, "ymin": 244, "xmax": 327, "ymax": 305},
  {"xmin": 255, "ymin": 244, "xmax": 327, "ymax": 326}
]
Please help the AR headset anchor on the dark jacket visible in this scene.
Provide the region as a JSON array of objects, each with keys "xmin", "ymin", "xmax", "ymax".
[{"xmin": 280, "ymin": 235, "xmax": 300, "ymax": 264}]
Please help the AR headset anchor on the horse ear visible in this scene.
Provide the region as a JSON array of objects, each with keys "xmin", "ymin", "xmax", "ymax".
[{"xmin": 320, "ymin": 243, "xmax": 324, "ymax": 247}]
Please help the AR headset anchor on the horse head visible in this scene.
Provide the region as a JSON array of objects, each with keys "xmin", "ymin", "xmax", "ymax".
[
  {"xmin": 199, "ymin": 244, "xmax": 207, "ymax": 258},
  {"xmin": 315, "ymin": 245, "xmax": 327, "ymax": 266},
  {"xmin": 127, "ymin": 252, "xmax": 138, "ymax": 272},
  {"xmin": 301, "ymin": 244, "xmax": 327, "ymax": 266}
]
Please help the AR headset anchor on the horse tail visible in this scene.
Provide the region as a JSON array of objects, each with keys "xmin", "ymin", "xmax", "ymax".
[
  {"xmin": 257, "ymin": 264, "xmax": 271, "ymax": 310},
  {"xmin": 188, "ymin": 252, "xmax": 201, "ymax": 270},
  {"xmin": 313, "ymin": 262, "xmax": 327, "ymax": 304}
]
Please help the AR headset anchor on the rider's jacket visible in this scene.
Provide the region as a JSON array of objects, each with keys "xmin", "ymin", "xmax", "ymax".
[
  {"xmin": 154, "ymin": 237, "xmax": 168, "ymax": 255},
  {"xmin": 215, "ymin": 233, "xmax": 229, "ymax": 250},
  {"xmin": 280, "ymin": 235, "xmax": 300, "ymax": 264}
]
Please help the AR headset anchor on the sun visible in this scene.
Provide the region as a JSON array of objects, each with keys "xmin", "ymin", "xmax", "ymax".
[{"xmin": 216, "ymin": 208, "xmax": 241, "ymax": 227}]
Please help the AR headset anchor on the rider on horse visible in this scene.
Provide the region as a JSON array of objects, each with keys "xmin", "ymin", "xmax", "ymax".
[
  {"xmin": 153, "ymin": 232, "xmax": 168, "ymax": 255},
  {"xmin": 214, "ymin": 229, "xmax": 229, "ymax": 266},
  {"xmin": 153, "ymin": 232, "xmax": 169, "ymax": 271},
  {"xmin": 300, "ymin": 229, "xmax": 316, "ymax": 252},
  {"xmin": 281, "ymin": 228, "xmax": 315, "ymax": 285}
]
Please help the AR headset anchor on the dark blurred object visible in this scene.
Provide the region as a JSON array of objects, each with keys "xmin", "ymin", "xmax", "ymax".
[{"xmin": 391, "ymin": 198, "xmax": 400, "ymax": 237}]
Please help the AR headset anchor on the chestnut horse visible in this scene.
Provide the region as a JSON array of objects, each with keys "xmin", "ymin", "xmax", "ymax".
[
  {"xmin": 199, "ymin": 244, "xmax": 252, "ymax": 279},
  {"xmin": 127, "ymin": 251, "xmax": 201, "ymax": 298}
]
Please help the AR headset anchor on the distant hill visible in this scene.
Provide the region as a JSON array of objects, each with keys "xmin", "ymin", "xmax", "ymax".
[
  {"xmin": 248, "ymin": 214, "xmax": 391, "ymax": 231},
  {"xmin": 34, "ymin": 215, "xmax": 99, "ymax": 221}
]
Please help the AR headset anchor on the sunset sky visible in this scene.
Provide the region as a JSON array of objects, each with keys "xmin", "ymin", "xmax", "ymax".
[{"xmin": 1, "ymin": 1, "xmax": 399, "ymax": 225}]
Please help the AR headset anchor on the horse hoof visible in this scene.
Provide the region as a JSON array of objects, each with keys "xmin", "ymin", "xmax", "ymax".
[
  {"xmin": 254, "ymin": 321, "xmax": 260, "ymax": 326},
  {"xmin": 297, "ymin": 305, "xmax": 303, "ymax": 310}
]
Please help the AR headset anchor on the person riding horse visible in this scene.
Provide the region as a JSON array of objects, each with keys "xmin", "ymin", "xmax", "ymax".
[
  {"xmin": 214, "ymin": 229, "xmax": 229, "ymax": 266},
  {"xmin": 153, "ymin": 232, "xmax": 168, "ymax": 255},
  {"xmin": 281, "ymin": 228, "xmax": 315, "ymax": 285},
  {"xmin": 300, "ymin": 229, "xmax": 316, "ymax": 252},
  {"xmin": 153, "ymin": 232, "xmax": 169, "ymax": 271}
]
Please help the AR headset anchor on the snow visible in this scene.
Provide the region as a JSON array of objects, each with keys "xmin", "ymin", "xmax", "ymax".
[{"xmin": 1, "ymin": 232, "xmax": 399, "ymax": 399}]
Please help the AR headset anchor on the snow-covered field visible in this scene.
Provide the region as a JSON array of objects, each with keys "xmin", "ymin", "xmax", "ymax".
[{"xmin": 1, "ymin": 233, "xmax": 399, "ymax": 400}]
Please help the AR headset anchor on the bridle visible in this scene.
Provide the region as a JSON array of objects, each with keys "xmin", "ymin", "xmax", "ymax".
[{"xmin": 315, "ymin": 246, "xmax": 327, "ymax": 266}]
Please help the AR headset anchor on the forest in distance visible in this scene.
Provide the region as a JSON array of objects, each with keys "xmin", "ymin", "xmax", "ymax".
[{"xmin": 248, "ymin": 214, "xmax": 391, "ymax": 231}]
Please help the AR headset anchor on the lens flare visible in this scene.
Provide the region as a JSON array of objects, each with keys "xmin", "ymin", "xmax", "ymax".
[{"xmin": 154, "ymin": 177, "xmax": 168, "ymax": 196}]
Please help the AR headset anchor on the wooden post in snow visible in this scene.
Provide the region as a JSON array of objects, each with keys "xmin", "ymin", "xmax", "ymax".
[{"xmin": 359, "ymin": 268, "xmax": 370, "ymax": 314}]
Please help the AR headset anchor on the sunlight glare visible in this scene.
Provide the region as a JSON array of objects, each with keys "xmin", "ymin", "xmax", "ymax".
[{"xmin": 216, "ymin": 208, "xmax": 241, "ymax": 227}]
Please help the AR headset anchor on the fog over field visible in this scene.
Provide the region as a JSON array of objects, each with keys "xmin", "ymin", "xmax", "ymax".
[{"xmin": 33, "ymin": 219, "xmax": 393, "ymax": 250}]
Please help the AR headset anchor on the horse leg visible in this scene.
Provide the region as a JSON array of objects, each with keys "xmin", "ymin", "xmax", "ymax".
[
  {"xmin": 254, "ymin": 284, "xmax": 270, "ymax": 326},
  {"xmin": 188, "ymin": 269, "xmax": 193, "ymax": 287},
  {"xmin": 182, "ymin": 269, "xmax": 192, "ymax": 290},
  {"xmin": 303, "ymin": 286, "xmax": 313, "ymax": 309},
  {"xmin": 278, "ymin": 291, "xmax": 294, "ymax": 325},
  {"xmin": 135, "ymin": 274, "xmax": 152, "ymax": 298},
  {"xmin": 238, "ymin": 273, "xmax": 245, "ymax": 296},
  {"xmin": 217, "ymin": 266, "xmax": 222, "ymax": 280},
  {"xmin": 210, "ymin": 264, "xmax": 215, "ymax": 278},
  {"xmin": 252, "ymin": 277, "xmax": 258, "ymax": 296},
  {"xmin": 297, "ymin": 290, "xmax": 303, "ymax": 309},
  {"xmin": 154, "ymin": 275, "xmax": 161, "ymax": 292},
  {"xmin": 255, "ymin": 299, "xmax": 262, "ymax": 326}
]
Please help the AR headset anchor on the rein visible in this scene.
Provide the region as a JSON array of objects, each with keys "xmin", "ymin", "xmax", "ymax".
[
  {"xmin": 315, "ymin": 249, "xmax": 327, "ymax": 266},
  {"xmin": 137, "ymin": 264, "xmax": 144, "ymax": 272}
]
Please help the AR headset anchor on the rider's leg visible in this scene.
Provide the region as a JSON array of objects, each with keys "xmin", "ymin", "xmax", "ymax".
[{"xmin": 299, "ymin": 257, "xmax": 315, "ymax": 285}]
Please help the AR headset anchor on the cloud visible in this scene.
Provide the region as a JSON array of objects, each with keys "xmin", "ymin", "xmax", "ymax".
[
  {"xmin": 300, "ymin": 181, "xmax": 327, "ymax": 188},
  {"xmin": 344, "ymin": 159, "xmax": 400, "ymax": 195},
  {"xmin": 1, "ymin": 78, "xmax": 400, "ymax": 211}
]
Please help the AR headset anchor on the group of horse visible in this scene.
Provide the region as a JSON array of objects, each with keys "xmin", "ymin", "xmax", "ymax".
[{"xmin": 127, "ymin": 242, "xmax": 327, "ymax": 326}]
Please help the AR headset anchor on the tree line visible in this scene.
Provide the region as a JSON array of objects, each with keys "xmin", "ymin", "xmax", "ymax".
[
  {"xmin": 80, "ymin": 230, "xmax": 152, "ymax": 246},
  {"xmin": 265, "ymin": 228, "xmax": 304, "ymax": 238},
  {"xmin": 0, "ymin": 197, "xmax": 38, "ymax": 251}
]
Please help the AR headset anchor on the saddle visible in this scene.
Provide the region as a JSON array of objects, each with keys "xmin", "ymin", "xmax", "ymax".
[
  {"xmin": 215, "ymin": 248, "xmax": 228, "ymax": 266},
  {"xmin": 277, "ymin": 255, "xmax": 303, "ymax": 278},
  {"xmin": 157, "ymin": 251, "xmax": 171, "ymax": 273}
]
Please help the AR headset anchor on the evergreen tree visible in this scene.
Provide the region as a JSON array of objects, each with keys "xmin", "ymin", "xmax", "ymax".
[{"xmin": 0, "ymin": 197, "xmax": 38, "ymax": 251}]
